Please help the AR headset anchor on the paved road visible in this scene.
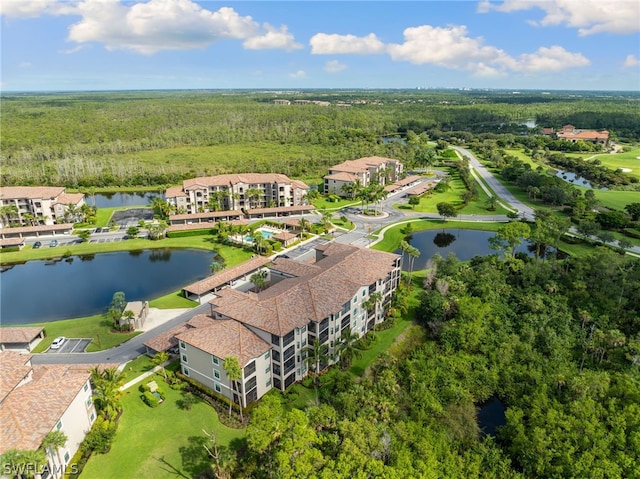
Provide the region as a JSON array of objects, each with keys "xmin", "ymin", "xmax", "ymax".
[{"xmin": 452, "ymin": 145, "xmax": 535, "ymax": 221}]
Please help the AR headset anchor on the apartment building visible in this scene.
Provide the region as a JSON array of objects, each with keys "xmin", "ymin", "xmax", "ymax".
[
  {"xmin": 0, "ymin": 351, "xmax": 96, "ymax": 478},
  {"xmin": 177, "ymin": 243, "xmax": 402, "ymax": 407},
  {"xmin": 0, "ymin": 187, "xmax": 85, "ymax": 228},
  {"xmin": 324, "ymin": 156, "xmax": 403, "ymax": 196},
  {"xmin": 165, "ymin": 173, "xmax": 309, "ymax": 215}
]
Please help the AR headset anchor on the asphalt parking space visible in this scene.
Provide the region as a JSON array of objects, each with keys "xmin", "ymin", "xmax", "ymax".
[{"xmin": 46, "ymin": 338, "xmax": 92, "ymax": 354}]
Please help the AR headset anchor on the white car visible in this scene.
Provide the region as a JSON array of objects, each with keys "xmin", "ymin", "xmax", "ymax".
[{"xmin": 50, "ymin": 337, "xmax": 66, "ymax": 350}]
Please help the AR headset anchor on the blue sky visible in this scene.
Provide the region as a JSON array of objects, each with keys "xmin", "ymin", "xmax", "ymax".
[{"xmin": 2, "ymin": 0, "xmax": 639, "ymax": 91}]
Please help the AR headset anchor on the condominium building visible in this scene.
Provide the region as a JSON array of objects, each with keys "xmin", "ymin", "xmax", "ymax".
[
  {"xmin": 177, "ymin": 243, "xmax": 402, "ymax": 407},
  {"xmin": 0, "ymin": 186, "xmax": 85, "ymax": 228},
  {"xmin": 0, "ymin": 351, "xmax": 96, "ymax": 478},
  {"xmin": 324, "ymin": 156, "xmax": 403, "ymax": 196},
  {"xmin": 165, "ymin": 173, "xmax": 309, "ymax": 215}
]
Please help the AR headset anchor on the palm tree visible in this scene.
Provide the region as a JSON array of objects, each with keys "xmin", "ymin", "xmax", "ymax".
[
  {"xmin": 223, "ymin": 356, "xmax": 243, "ymax": 421},
  {"xmin": 121, "ymin": 310, "xmax": 136, "ymax": 331},
  {"xmin": 250, "ymin": 269, "xmax": 268, "ymax": 292},
  {"xmin": 152, "ymin": 351, "xmax": 170, "ymax": 380},
  {"xmin": 319, "ymin": 209, "xmax": 333, "ymax": 232},
  {"xmin": 146, "ymin": 220, "xmax": 167, "ymax": 240},
  {"xmin": 340, "ymin": 183, "xmax": 355, "ymax": 199},
  {"xmin": 302, "ymin": 338, "xmax": 328, "ymax": 387},
  {"xmin": 298, "ymin": 217, "xmax": 310, "ymax": 235},
  {"xmin": 245, "ymin": 188, "xmax": 261, "ymax": 210},
  {"xmin": 210, "ymin": 259, "xmax": 226, "ymax": 274},
  {"xmin": 406, "ymin": 245, "xmax": 420, "ymax": 285},
  {"xmin": 252, "ymin": 234, "xmax": 267, "ymax": 255},
  {"xmin": 336, "ymin": 328, "xmax": 362, "ymax": 370},
  {"xmin": 0, "ymin": 205, "xmax": 19, "ymax": 226},
  {"xmin": 40, "ymin": 431, "xmax": 67, "ymax": 479},
  {"xmin": 363, "ymin": 292, "xmax": 383, "ymax": 322},
  {"xmin": 150, "ymin": 197, "xmax": 170, "ymax": 219},
  {"xmin": 90, "ymin": 366, "xmax": 124, "ymax": 420},
  {"xmin": 0, "ymin": 449, "xmax": 47, "ymax": 479}
]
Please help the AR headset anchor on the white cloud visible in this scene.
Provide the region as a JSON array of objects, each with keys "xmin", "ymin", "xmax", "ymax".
[
  {"xmin": 18, "ymin": 61, "xmax": 32, "ymax": 68},
  {"xmin": 59, "ymin": 45, "xmax": 86, "ymax": 55},
  {"xmin": 67, "ymin": 0, "xmax": 260, "ymax": 54},
  {"xmin": 310, "ymin": 33, "xmax": 386, "ymax": 54},
  {"xmin": 324, "ymin": 60, "xmax": 347, "ymax": 73},
  {"xmin": 623, "ymin": 54, "xmax": 640, "ymax": 68},
  {"xmin": 243, "ymin": 24, "xmax": 302, "ymax": 51},
  {"xmin": 479, "ymin": 0, "xmax": 640, "ymax": 35},
  {"xmin": 0, "ymin": 0, "xmax": 78, "ymax": 18},
  {"xmin": 516, "ymin": 45, "xmax": 590, "ymax": 72},
  {"xmin": 289, "ymin": 70, "xmax": 306, "ymax": 79}
]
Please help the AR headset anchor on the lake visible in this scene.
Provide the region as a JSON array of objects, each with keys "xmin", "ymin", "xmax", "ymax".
[
  {"xmin": 394, "ymin": 228, "xmax": 532, "ymax": 270},
  {"xmin": 0, "ymin": 249, "xmax": 214, "ymax": 324},
  {"xmin": 91, "ymin": 192, "xmax": 164, "ymax": 208}
]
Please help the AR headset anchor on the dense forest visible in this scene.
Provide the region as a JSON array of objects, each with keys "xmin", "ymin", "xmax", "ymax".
[
  {"xmin": 1, "ymin": 90, "xmax": 638, "ymax": 187},
  {"xmin": 227, "ymin": 249, "xmax": 640, "ymax": 479}
]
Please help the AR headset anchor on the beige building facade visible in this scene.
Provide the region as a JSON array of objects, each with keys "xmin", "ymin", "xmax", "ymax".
[
  {"xmin": 0, "ymin": 187, "xmax": 85, "ymax": 228},
  {"xmin": 324, "ymin": 157, "xmax": 403, "ymax": 196}
]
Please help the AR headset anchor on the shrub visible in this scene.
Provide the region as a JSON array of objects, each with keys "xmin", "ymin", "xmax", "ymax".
[
  {"xmin": 167, "ymin": 229, "xmax": 215, "ymax": 238},
  {"xmin": 142, "ymin": 391, "xmax": 159, "ymax": 408},
  {"xmin": 82, "ymin": 417, "xmax": 117, "ymax": 455}
]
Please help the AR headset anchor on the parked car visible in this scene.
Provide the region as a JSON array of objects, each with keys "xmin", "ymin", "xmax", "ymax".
[
  {"xmin": 49, "ymin": 239, "xmax": 58, "ymax": 247},
  {"xmin": 50, "ymin": 336, "xmax": 66, "ymax": 349},
  {"xmin": 33, "ymin": 241, "xmax": 42, "ymax": 249}
]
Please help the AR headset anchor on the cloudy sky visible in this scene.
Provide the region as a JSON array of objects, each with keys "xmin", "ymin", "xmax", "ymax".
[{"xmin": 2, "ymin": 0, "xmax": 639, "ymax": 91}]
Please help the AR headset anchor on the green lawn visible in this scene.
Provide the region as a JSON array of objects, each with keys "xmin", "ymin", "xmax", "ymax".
[
  {"xmin": 149, "ymin": 290, "xmax": 199, "ymax": 309},
  {"xmin": 504, "ymin": 149, "xmax": 543, "ymax": 169},
  {"xmin": 24, "ymin": 314, "xmax": 141, "ymax": 353},
  {"xmin": 592, "ymin": 188, "xmax": 640, "ymax": 211},
  {"xmin": 311, "ymin": 197, "xmax": 359, "ymax": 211},
  {"xmin": 0, "ymin": 235, "xmax": 252, "ymax": 266},
  {"xmin": 395, "ymin": 169, "xmax": 510, "ymax": 216},
  {"xmin": 580, "ymin": 147, "xmax": 640, "ymax": 179},
  {"xmin": 80, "ymin": 374, "xmax": 246, "ymax": 479},
  {"xmin": 121, "ymin": 355, "xmax": 156, "ymax": 382}
]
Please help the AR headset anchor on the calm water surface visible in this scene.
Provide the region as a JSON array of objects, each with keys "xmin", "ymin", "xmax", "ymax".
[
  {"xmin": 394, "ymin": 228, "xmax": 532, "ymax": 270},
  {"xmin": 92, "ymin": 192, "xmax": 164, "ymax": 208},
  {"xmin": 1, "ymin": 249, "xmax": 213, "ymax": 324}
]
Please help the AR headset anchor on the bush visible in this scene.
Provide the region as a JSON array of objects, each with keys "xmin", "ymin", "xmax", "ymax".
[
  {"xmin": 82, "ymin": 417, "xmax": 117, "ymax": 455},
  {"xmin": 142, "ymin": 391, "xmax": 160, "ymax": 407}
]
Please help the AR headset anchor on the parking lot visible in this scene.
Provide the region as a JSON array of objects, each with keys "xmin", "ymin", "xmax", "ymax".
[{"xmin": 46, "ymin": 338, "xmax": 92, "ymax": 354}]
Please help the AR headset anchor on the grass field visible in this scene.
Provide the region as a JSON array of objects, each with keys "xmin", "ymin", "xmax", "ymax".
[
  {"xmin": 25, "ymin": 314, "xmax": 141, "ymax": 353},
  {"xmin": 80, "ymin": 374, "xmax": 246, "ymax": 479},
  {"xmin": 504, "ymin": 149, "xmax": 543, "ymax": 169},
  {"xmin": 575, "ymin": 147, "xmax": 640, "ymax": 179},
  {"xmin": 149, "ymin": 290, "xmax": 198, "ymax": 309},
  {"xmin": 395, "ymin": 169, "xmax": 510, "ymax": 216}
]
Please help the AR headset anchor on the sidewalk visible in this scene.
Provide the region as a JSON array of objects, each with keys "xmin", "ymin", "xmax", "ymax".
[{"xmin": 118, "ymin": 360, "xmax": 171, "ymax": 391}]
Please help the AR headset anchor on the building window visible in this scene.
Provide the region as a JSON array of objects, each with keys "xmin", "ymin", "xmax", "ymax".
[
  {"xmin": 85, "ymin": 397, "xmax": 92, "ymax": 408},
  {"xmin": 271, "ymin": 334, "xmax": 280, "ymax": 346},
  {"xmin": 272, "ymin": 349, "xmax": 280, "ymax": 362},
  {"xmin": 214, "ymin": 369, "xmax": 220, "ymax": 379},
  {"xmin": 283, "ymin": 330, "xmax": 295, "ymax": 347},
  {"xmin": 180, "ymin": 341, "xmax": 186, "ymax": 350},
  {"xmin": 244, "ymin": 361, "xmax": 256, "ymax": 377},
  {"xmin": 266, "ymin": 379, "xmax": 271, "ymax": 388},
  {"xmin": 245, "ymin": 376, "xmax": 257, "ymax": 392},
  {"xmin": 183, "ymin": 367, "xmax": 190, "ymax": 376},
  {"xmin": 182, "ymin": 354, "xmax": 188, "ymax": 363},
  {"xmin": 64, "ymin": 452, "xmax": 70, "ymax": 464},
  {"xmin": 265, "ymin": 365, "xmax": 271, "ymax": 373},
  {"xmin": 212, "ymin": 356, "xmax": 219, "ymax": 365},
  {"xmin": 90, "ymin": 412, "xmax": 95, "ymax": 423},
  {"xmin": 214, "ymin": 383, "xmax": 221, "ymax": 393},
  {"xmin": 264, "ymin": 351, "xmax": 270, "ymax": 360},
  {"xmin": 83, "ymin": 383, "xmax": 89, "ymax": 392},
  {"xmin": 56, "ymin": 420, "xmax": 62, "ymax": 431}
]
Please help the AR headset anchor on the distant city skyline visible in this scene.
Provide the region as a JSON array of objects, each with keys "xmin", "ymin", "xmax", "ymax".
[{"xmin": 1, "ymin": 0, "xmax": 639, "ymax": 92}]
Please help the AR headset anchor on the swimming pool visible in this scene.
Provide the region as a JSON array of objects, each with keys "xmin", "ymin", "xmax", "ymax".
[{"xmin": 244, "ymin": 228, "xmax": 276, "ymax": 242}]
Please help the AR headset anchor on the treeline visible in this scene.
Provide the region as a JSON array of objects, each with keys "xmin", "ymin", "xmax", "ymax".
[
  {"xmin": 229, "ymin": 250, "xmax": 640, "ymax": 478},
  {"xmin": 1, "ymin": 90, "xmax": 638, "ymax": 187}
]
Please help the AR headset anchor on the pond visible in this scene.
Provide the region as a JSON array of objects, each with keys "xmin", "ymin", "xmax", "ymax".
[
  {"xmin": 394, "ymin": 229, "xmax": 532, "ymax": 270},
  {"xmin": 555, "ymin": 169, "xmax": 595, "ymax": 189},
  {"xmin": 0, "ymin": 249, "xmax": 214, "ymax": 325},
  {"xmin": 91, "ymin": 192, "xmax": 164, "ymax": 208},
  {"xmin": 477, "ymin": 397, "xmax": 507, "ymax": 437}
]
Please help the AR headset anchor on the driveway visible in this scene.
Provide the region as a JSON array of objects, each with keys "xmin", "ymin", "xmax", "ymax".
[{"xmin": 46, "ymin": 338, "xmax": 92, "ymax": 354}]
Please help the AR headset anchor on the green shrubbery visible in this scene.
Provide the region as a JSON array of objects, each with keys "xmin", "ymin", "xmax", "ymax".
[{"xmin": 167, "ymin": 228, "xmax": 215, "ymax": 238}]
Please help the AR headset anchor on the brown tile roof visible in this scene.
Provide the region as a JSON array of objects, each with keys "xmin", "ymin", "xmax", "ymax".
[
  {"xmin": 406, "ymin": 182, "xmax": 436, "ymax": 196},
  {"xmin": 0, "ymin": 362, "xmax": 92, "ymax": 453},
  {"xmin": 183, "ymin": 173, "xmax": 306, "ymax": 189},
  {"xmin": 270, "ymin": 257, "xmax": 321, "ymax": 277},
  {"xmin": 557, "ymin": 130, "xmax": 609, "ymax": 140},
  {"xmin": 0, "ymin": 223, "xmax": 73, "ymax": 236},
  {"xmin": 0, "ymin": 238, "xmax": 25, "ymax": 247},
  {"xmin": 165, "ymin": 186, "xmax": 187, "ymax": 198},
  {"xmin": 143, "ymin": 316, "xmax": 217, "ymax": 353},
  {"xmin": 393, "ymin": 175, "xmax": 422, "ymax": 187},
  {"xmin": 210, "ymin": 244, "xmax": 400, "ymax": 336},
  {"xmin": 52, "ymin": 192, "xmax": 84, "ymax": 206},
  {"xmin": 329, "ymin": 156, "xmax": 400, "ymax": 175},
  {"xmin": 325, "ymin": 171, "xmax": 362, "ymax": 182},
  {"xmin": 272, "ymin": 231, "xmax": 297, "ymax": 242},
  {"xmin": 177, "ymin": 317, "xmax": 271, "ymax": 367},
  {"xmin": 183, "ymin": 256, "xmax": 271, "ymax": 295},
  {"xmin": 0, "ymin": 352, "xmax": 32, "ymax": 403},
  {"xmin": 0, "ymin": 187, "xmax": 65, "ymax": 201},
  {"xmin": 0, "ymin": 327, "xmax": 44, "ymax": 344}
]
